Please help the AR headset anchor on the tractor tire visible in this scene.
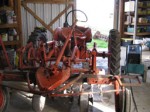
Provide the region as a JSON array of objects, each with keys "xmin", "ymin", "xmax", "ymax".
[
  {"xmin": 32, "ymin": 95, "xmax": 46, "ymax": 112},
  {"xmin": 124, "ymin": 89, "xmax": 132, "ymax": 112},
  {"xmin": 79, "ymin": 94, "xmax": 89, "ymax": 112},
  {"xmin": 119, "ymin": 88, "xmax": 135, "ymax": 112},
  {"xmin": 109, "ymin": 29, "xmax": 121, "ymax": 75},
  {"xmin": 119, "ymin": 90, "xmax": 125, "ymax": 112},
  {"xmin": 0, "ymin": 87, "xmax": 10, "ymax": 112}
]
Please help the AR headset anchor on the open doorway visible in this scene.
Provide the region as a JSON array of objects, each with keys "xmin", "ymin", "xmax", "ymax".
[{"xmin": 76, "ymin": 0, "xmax": 115, "ymax": 48}]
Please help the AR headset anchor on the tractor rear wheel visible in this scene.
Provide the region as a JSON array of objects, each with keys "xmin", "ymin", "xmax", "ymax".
[
  {"xmin": 32, "ymin": 95, "xmax": 46, "ymax": 112},
  {"xmin": 109, "ymin": 29, "xmax": 121, "ymax": 75},
  {"xmin": 0, "ymin": 87, "xmax": 10, "ymax": 112}
]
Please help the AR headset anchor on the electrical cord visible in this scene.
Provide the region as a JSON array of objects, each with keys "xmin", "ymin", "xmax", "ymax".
[{"xmin": 128, "ymin": 73, "xmax": 138, "ymax": 112}]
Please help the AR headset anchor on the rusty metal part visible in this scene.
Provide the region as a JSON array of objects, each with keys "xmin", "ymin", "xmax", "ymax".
[
  {"xmin": 97, "ymin": 52, "xmax": 111, "ymax": 58},
  {"xmin": 36, "ymin": 67, "xmax": 70, "ymax": 91},
  {"xmin": 49, "ymin": 89, "xmax": 122, "ymax": 97},
  {"xmin": 91, "ymin": 49, "xmax": 97, "ymax": 74},
  {"xmin": 71, "ymin": 68, "xmax": 89, "ymax": 74},
  {"xmin": 0, "ymin": 87, "xmax": 4, "ymax": 109},
  {"xmin": 1, "ymin": 73, "xmax": 26, "ymax": 82},
  {"xmin": 58, "ymin": 74, "xmax": 82, "ymax": 92},
  {"xmin": 0, "ymin": 36, "xmax": 12, "ymax": 70},
  {"xmin": 114, "ymin": 77, "xmax": 121, "ymax": 112},
  {"xmin": 119, "ymin": 75, "xmax": 141, "ymax": 86},
  {"xmin": 87, "ymin": 77, "xmax": 113, "ymax": 84}
]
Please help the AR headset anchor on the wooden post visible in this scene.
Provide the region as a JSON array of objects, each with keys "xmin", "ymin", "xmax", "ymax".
[
  {"xmin": 119, "ymin": 0, "xmax": 125, "ymax": 38},
  {"xmin": 16, "ymin": 0, "xmax": 23, "ymax": 47}
]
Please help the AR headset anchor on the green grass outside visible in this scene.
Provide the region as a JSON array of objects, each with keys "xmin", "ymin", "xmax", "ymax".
[{"xmin": 86, "ymin": 39, "xmax": 108, "ymax": 49}]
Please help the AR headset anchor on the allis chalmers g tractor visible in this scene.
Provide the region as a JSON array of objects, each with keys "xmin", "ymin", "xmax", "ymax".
[{"xmin": 0, "ymin": 10, "xmax": 140, "ymax": 112}]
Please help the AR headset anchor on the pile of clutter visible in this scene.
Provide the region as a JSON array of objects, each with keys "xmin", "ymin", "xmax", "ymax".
[
  {"xmin": 93, "ymin": 31, "xmax": 108, "ymax": 42},
  {"xmin": 135, "ymin": 38, "xmax": 150, "ymax": 51}
]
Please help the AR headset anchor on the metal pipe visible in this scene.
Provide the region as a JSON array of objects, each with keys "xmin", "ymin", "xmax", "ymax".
[{"xmin": 133, "ymin": 0, "xmax": 138, "ymax": 43}]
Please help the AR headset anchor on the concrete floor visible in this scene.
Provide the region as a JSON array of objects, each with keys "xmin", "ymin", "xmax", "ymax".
[
  {"xmin": 4, "ymin": 47, "xmax": 150, "ymax": 112},
  {"xmin": 120, "ymin": 47, "xmax": 150, "ymax": 112}
]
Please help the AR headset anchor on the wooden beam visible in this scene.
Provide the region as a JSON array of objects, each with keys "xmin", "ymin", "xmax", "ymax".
[
  {"xmin": 24, "ymin": 0, "xmax": 73, "ymax": 4},
  {"xmin": 119, "ymin": 0, "xmax": 125, "ymax": 38},
  {"xmin": 22, "ymin": 2, "xmax": 54, "ymax": 34},
  {"xmin": 47, "ymin": 4, "xmax": 73, "ymax": 27},
  {"xmin": 16, "ymin": 0, "xmax": 23, "ymax": 47}
]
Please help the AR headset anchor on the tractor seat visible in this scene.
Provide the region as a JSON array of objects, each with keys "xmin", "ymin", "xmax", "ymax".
[{"xmin": 75, "ymin": 25, "xmax": 92, "ymax": 42}]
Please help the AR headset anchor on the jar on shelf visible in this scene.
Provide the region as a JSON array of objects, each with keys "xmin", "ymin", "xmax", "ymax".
[
  {"xmin": 8, "ymin": 29, "xmax": 13, "ymax": 41},
  {"xmin": 6, "ymin": 10, "xmax": 14, "ymax": 24},
  {"xmin": 13, "ymin": 15, "xmax": 17, "ymax": 23},
  {"xmin": 1, "ymin": 33, "xmax": 8, "ymax": 41},
  {"xmin": 13, "ymin": 29, "xmax": 18, "ymax": 40},
  {"xmin": 0, "ymin": 10, "xmax": 7, "ymax": 24}
]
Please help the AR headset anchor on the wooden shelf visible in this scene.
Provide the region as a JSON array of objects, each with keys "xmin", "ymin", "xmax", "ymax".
[
  {"xmin": 138, "ymin": 6, "xmax": 150, "ymax": 9},
  {"xmin": 0, "ymin": 23, "xmax": 18, "ymax": 28},
  {"xmin": 0, "ymin": 6, "xmax": 13, "ymax": 11},
  {"xmin": 124, "ymin": 22, "xmax": 150, "ymax": 26},
  {"xmin": 0, "ymin": 0, "xmax": 22, "ymax": 47},
  {"xmin": 125, "ymin": 12, "xmax": 150, "ymax": 16},
  {"xmin": 3, "ymin": 41, "xmax": 20, "ymax": 46},
  {"xmin": 124, "ymin": 32, "xmax": 150, "ymax": 36}
]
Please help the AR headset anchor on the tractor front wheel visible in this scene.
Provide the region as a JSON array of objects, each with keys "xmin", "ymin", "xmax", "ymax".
[
  {"xmin": 32, "ymin": 95, "xmax": 46, "ymax": 112},
  {"xmin": 79, "ymin": 94, "xmax": 89, "ymax": 112},
  {"xmin": 0, "ymin": 87, "xmax": 10, "ymax": 112}
]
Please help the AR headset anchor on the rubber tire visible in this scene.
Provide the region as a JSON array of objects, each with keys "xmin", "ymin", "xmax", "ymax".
[
  {"xmin": 32, "ymin": 95, "xmax": 46, "ymax": 112},
  {"xmin": 0, "ymin": 87, "xmax": 10, "ymax": 112},
  {"xmin": 120, "ymin": 88, "xmax": 134, "ymax": 112},
  {"xmin": 109, "ymin": 29, "xmax": 121, "ymax": 75},
  {"xmin": 124, "ymin": 89, "xmax": 132, "ymax": 112},
  {"xmin": 79, "ymin": 94, "xmax": 89, "ymax": 112},
  {"xmin": 119, "ymin": 90, "xmax": 125, "ymax": 112}
]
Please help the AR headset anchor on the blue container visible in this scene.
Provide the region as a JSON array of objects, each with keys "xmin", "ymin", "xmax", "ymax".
[{"xmin": 127, "ymin": 27, "xmax": 134, "ymax": 33}]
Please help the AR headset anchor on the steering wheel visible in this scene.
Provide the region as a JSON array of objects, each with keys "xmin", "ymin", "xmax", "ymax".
[{"xmin": 64, "ymin": 9, "xmax": 88, "ymax": 27}]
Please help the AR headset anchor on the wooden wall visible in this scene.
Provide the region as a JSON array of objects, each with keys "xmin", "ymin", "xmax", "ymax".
[{"xmin": 21, "ymin": 0, "xmax": 74, "ymax": 45}]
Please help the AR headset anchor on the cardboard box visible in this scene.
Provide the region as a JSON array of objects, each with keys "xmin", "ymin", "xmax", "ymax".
[
  {"xmin": 125, "ymin": 1, "xmax": 135, "ymax": 12},
  {"xmin": 121, "ymin": 38, "xmax": 133, "ymax": 46}
]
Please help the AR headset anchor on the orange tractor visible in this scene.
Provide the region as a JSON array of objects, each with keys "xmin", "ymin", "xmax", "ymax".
[{"xmin": 0, "ymin": 10, "xmax": 140, "ymax": 112}]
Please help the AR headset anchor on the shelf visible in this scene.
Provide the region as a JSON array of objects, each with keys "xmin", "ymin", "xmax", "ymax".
[
  {"xmin": 0, "ymin": 6, "xmax": 13, "ymax": 11},
  {"xmin": 124, "ymin": 32, "xmax": 150, "ymax": 36},
  {"xmin": 124, "ymin": 22, "xmax": 150, "ymax": 26},
  {"xmin": 138, "ymin": 6, "xmax": 150, "ymax": 9},
  {"xmin": 0, "ymin": 0, "xmax": 22, "ymax": 47},
  {"xmin": 0, "ymin": 23, "xmax": 18, "ymax": 28},
  {"xmin": 3, "ymin": 41, "xmax": 20, "ymax": 46},
  {"xmin": 125, "ymin": 12, "xmax": 150, "ymax": 16}
]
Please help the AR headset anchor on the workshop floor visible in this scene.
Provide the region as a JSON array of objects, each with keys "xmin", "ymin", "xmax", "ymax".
[
  {"xmin": 5, "ymin": 47, "xmax": 150, "ymax": 112},
  {"xmin": 120, "ymin": 47, "xmax": 150, "ymax": 112}
]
